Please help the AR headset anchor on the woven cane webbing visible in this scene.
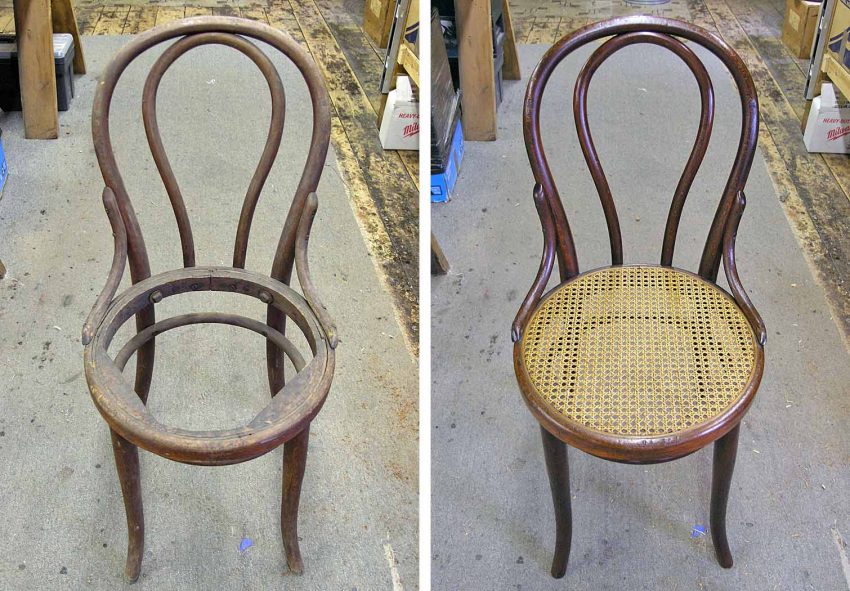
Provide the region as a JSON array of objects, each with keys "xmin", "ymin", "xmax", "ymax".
[{"xmin": 521, "ymin": 266, "xmax": 757, "ymax": 437}]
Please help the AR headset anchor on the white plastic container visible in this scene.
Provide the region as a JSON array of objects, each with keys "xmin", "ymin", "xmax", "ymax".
[
  {"xmin": 379, "ymin": 76, "xmax": 419, "ymax": 150},
  {"xmin": 803, "ymin": 83, "xmax": 850, "ymax": 153}
]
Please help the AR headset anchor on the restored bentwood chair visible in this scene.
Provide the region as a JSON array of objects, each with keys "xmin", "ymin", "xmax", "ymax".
[
  {"xmin": 82, "ymin": 17, "xmax": 337, "ymax": 582},
  {"xmin": 512, "ymin": 16, "xmax": 767, "ymax": 576}
]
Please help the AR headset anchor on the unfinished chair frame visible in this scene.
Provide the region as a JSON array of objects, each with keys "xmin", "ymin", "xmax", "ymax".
[
  {"xmin": 512, "ymin": 16, "xmax": 766, "ymax": 576},
  {"xmin": 82, "ymin": 16, "xmax": 337, "ymax": 582}
]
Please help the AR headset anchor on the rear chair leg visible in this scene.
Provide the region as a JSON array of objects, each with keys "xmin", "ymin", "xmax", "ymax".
[
  {"xmin": 541, "ymin": 426, "xmax": 572, "ymax": 578},
  {"xmin": 710, "ymin": 424, "xmax": 740, "ymax": 568},
  {"xmin": 110, "ymin": 430, "xmax": 144, "ymax": 582},
  {"xmin": 281, "ymin": 427, "xmax": 310, "ymax": 574}
]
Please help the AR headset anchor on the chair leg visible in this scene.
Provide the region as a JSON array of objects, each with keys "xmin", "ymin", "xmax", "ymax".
[
  {"xmin": 133, "ymin": 308, "xmax": 156, "ymax": 404},
  {"xmin": 110, "ymin": 430, "xmax": 144, "ymax": 582},
  {"xmin": 710, "ymin": 424, "xmax": 740, "ymax": 568},
  {"xmin": 281, "ymin": 426, "xmax": 310, "ymax": 575},
  {"xmin": 540, "ymin": 426, "xmax": 572, "ymax": 578}
]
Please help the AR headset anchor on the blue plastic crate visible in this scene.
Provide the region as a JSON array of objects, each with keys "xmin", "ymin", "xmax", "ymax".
[
  {"xmin": 431, "ymin": 120, "xmax": 464, "ymax": 203},
  {"xmin": 0, "ymin": 130, "xmax": 7, "ymax": 197}
]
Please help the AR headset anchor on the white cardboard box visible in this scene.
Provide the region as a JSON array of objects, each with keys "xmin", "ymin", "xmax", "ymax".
[
  {"xmin": 803, "ymin": 83, "xmax": 850, "ymax": 153},
  {"xmin": 379, "ymin": 76, "xmax": 419, "ymax": 150}
]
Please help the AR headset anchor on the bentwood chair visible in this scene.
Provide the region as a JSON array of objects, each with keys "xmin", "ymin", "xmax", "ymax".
[
  {"xmin": 82, "ymin": 17, "xmax": 337, "ymax": 581},
  {"xmin": 512, "ymin": 16, "xmax": 766, "ymax": 576}
]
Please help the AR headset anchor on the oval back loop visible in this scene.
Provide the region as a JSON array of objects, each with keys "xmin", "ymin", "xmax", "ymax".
[
  {"xmin": 523, "ymin": 16, "xmax": 758, "ymax": 281},
  {"xmin": 92, "ymin": 16, "xmax": 331, "ymax": 284},
  {"xmin": 573, "ymin": 31, "xmax": 715, "ymax": 267}
]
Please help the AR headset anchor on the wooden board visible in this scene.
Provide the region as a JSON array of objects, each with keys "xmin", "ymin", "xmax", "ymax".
[
  {"xmin": 0, "ymin": 7, "xmax": 14, "ymax": 33},
  {"xmin": 363, "ymin": 0, "xmax": 395, "ymax": 48},
  {"xmin": 823, "ymin": 53, "xmax": 850, "ymax": 100},
  {"xmin": 501, "ymin": 0, "xmax": 520, "ymax": 80},
  {"xmin": 431, "ymin": 233, "xmax": 449, "ymax": 274},
  {"xmin": 92, "ymin": 4, "xmax": 129, "ymax": 35},
  {"xmin": 456, "ymin": 0, "xmax": 496, "ymax": 141},
  {"xmin": 13, "ymin": 0, "xmax": 59, "ymax": 139},
  {"xmin": 155, "ymin": 6, "xmax": 184, "ymax": 26},
  {"xmin": 123, "ymin": 5, "xmax": 156, "ymax": 34},
  {"xmin": 397, "ymin": 41, "xmax": 419, "ymax": 87},
  {"xmin": 50, "ymin": 0, "xmax": 85, "ymax": 74}
]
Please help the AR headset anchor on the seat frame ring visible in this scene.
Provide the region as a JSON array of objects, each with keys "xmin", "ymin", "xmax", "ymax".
[
  {"xmin": 514, "ymin": 265, "xmax": 764, "ymax": 464},
  {"xmin": 84, "ymin": 265, "xmax": 334, "ymax": 466}
]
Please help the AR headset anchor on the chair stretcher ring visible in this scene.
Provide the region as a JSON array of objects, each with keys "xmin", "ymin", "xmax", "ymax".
[{"xmin": 84, "ymin": 266, "xmax": 334, "ymax": 466}]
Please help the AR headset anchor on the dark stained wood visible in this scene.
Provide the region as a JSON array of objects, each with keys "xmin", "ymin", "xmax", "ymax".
[
  {"xmin": 83, "ymin": 17, "xmax": 337, "ymax": 580},
  {"xmin": 711, "ymin": 423, "xmax": 740, "ymax": 568},
  {"xmin": 541, "ymin": 426, "xmax": 572, "ymax": 578},
  {"xmin": 512, "ymin": 16, "xmax": 767, "ymax": 576}
]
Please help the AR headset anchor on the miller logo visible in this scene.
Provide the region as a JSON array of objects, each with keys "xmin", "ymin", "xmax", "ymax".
[
  {"xmin": 827, "ymin": 125, "xmax": 850, "ymax": 141},
  {"xmin": 403, "ymin": 122, "xmax": 419, "ymax": 138}
]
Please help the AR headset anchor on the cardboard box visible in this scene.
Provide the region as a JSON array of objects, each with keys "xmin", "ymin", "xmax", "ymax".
[
  {"xmin": 364, "ymin": 0, "xmax": 395, "ymax": 48},
  {"xmin": 782, "ymin": 0, "xmax": 821, "ymax": 58},
  {"xmin": 826, "ymin": 0, "xmax": 850, "ymax": 70},
  {"xmin": 803, "ymin": 83, "xmax": 850, "ymax": 152},
  {"xmin": 379, "ymin": 76, "xmax": 419, "ymax": 150}
]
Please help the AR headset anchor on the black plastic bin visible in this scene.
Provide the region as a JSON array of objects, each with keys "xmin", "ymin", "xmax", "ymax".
[{"xmin": 0, "ymin": 33, "xmax": 75, "ymax": 112}]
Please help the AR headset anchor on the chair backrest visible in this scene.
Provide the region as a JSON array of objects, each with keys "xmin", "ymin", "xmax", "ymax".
[
  {"xmin": 523, "ymin": 16, "xmax": 758, "ymax": 283},
  {"xmin": 92, "ymin": 16, "xmax": 331, "ymax": 286}
]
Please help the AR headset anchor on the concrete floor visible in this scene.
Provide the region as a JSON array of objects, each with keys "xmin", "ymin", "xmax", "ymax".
[
  {"xmin": 432, "ymin": 45, "xmax": 850, "ymax": 590},
  {"xmin": 0, "ymin": 37, "xmax": 417, "ymax": 589}
]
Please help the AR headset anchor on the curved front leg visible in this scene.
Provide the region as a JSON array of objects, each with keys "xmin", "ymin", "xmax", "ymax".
[
  {"xmin": 111, "ymin": 430, "xmax": 144, "ymax": 582},
  {"xmin": 281, "ymin": 426, "xmax": 310, "ymax": 574},
  {"xmin": 711, "ymin": 424, "xmax": 740, "ymax": 568},
  {"xmin": 541, "ymin": 426, "xmax": 572, "ymax": 578}
]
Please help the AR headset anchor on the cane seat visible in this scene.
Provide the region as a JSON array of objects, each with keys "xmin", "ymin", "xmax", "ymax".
[{"xmin": 516, "ymin": 265, "xmax": 762, "ymax": 461}]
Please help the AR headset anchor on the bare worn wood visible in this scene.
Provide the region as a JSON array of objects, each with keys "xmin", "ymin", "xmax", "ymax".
[
  {"xmin": 501, "ymin": 0, "xmax": 520, "ymax": 80},
  {"xmin": 13, "ymin": 0, "xmax": 59, "ymax": 139},
  {"xmin": 456, "ymin": 0, "xmax": 496, "ymax": 141},
  {"xmin": 0, "ymin": 8, "xmax": 14, "ymax": 33},
  {"xmin": 431, "ymin": 232, "xmax": 449, "ymax": 275},
  {"xmin": 91, "ymin": 3, "xmax": 128, "ymax": 35},
  {"xmin": 281, "ymin": 426, "xmax": 309, "ymax": 574},
  {"xmin": 123, "ymin": 6, "xmax": 156, "ymax": 35},
  {"xmin": 50, "ymin": 0, "xmax": 85, "ymax": 74},
  {"xmin": 111, "ymin": 429, "xmax": 143, "ymax": 583},
  {"xmin": 84, "ymin": 17, "xmax": 336, "ymax": 579}
]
